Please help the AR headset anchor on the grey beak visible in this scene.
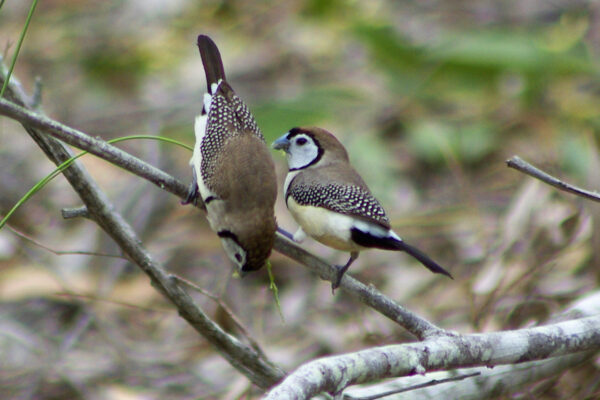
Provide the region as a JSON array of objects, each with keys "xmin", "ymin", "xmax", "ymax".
[{"xmin": 272, "ymin": 135, "xmax": 290, "ymax": 152}]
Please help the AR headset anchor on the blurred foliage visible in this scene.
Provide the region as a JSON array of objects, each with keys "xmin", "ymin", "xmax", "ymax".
[{"xmin": 2, "ymin": 0, "xmax": 600, "ymax": 399}]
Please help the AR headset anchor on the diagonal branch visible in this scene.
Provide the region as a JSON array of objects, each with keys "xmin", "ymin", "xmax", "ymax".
[
  {"xmin": 0, "ymin": 95, "xmax": 447, "ymax": 340},
  {"xmin": 0, "ymin": 68, "xmax": 285, "ymax": 388}
]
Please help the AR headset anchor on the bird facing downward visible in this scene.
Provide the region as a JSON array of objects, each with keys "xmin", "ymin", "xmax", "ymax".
[
  {"xmin": 272, "ymin": 127, "xmax": 452, "ymax": 290},
  {"xmin": 184, "ymin": 35, "xmax": 277, "ymax": 273}
]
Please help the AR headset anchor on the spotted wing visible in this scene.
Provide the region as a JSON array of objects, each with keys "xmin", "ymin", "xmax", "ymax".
[
  {"xmin": 200, "ymin": 82, "xmax": 265, "ymax": 192},
  {"xmin": 288, "ymin": 181, "xmax": 391, "ymax": 228}
]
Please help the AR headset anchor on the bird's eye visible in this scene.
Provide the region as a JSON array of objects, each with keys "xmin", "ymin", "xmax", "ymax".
[
  {"xmin": 235, "ymin": 253, "xmax": 242, "ymax": 262},
  {"xmin": 296, "ymin": 137, "xmax": 308, "ymax": 146}
]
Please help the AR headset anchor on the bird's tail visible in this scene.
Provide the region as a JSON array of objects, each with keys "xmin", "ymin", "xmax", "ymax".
[
  {"xmin": 197, "ymin": 34, "xmax": 226, "ymax": 93},
  {"xmin": 350, "ymin": 227, "xmax": 453, "ymax": 279},
  {"xmin": 394, "ymin": 240, "xmax": 453, "ymax": 279}
]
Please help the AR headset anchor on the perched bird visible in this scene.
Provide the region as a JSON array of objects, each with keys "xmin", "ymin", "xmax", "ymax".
[
  {"xmin": 184, "ymin": 34, "xmax": 277, "ymax": 273},
  {"xmin": 272, "ymin": 127, "xmax": 452, "ymax": 290}
]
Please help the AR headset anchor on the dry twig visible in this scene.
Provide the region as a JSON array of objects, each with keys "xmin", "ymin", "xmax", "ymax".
[{"xmin": 506, "ymin": 155, "xmax": 600, "ymax": 202}]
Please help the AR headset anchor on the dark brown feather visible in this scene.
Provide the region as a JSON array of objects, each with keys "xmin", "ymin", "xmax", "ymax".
[{"xmin": 197, "ymin": 35, "xmax": 226, "ymax": 90}]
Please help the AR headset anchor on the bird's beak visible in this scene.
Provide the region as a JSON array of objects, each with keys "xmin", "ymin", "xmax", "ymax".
[{"xmin": 272, "ymin": 135, "xmax": 290, "ymax": 152}]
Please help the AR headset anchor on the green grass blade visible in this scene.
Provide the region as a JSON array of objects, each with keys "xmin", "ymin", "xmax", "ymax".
[
  {"xmin": 267, "ymin": 261, "xmax": 285, "ymax": 322},
  {"xmin": 0, "ymin": 0, "xmax": 39, "ymax": 98},
  {"xmin": 0, "ymin": 135, "xmax": 192, "ymax": 230}
]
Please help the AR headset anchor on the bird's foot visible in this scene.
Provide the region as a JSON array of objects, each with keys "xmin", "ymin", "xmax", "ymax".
[
  {"xmin": 181, "ymin": 180, "xmax": 199, "ymax": 205},
  {"xmin": 330, "ymin": 252, "xmax": 358, "ymax": 293},
  {"xmin": 331, "ymin": 265, "xmax": 346, "ymax": 293}
]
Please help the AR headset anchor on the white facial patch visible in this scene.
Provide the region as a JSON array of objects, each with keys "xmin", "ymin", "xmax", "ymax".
[
  {"xmin": 220, "ymin": 237, "xmax": 247, "ymax": 270},
  {"xmin": 286, "ymin": 133, "xmax": 320, "ymax": 170}
]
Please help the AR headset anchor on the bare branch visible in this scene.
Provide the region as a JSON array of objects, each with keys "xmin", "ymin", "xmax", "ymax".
[
  {"xmin": 0, "ymin": 94, "xmax": 447, "ymax": 340},
  {"xmin": 506, "ymin": 155, "xmax": 600, "ymax": 202},
  {"xmin": 0, "ymin": 68, "xmax": 285, "ymax": 388},
  {"xmin": 264, "ymin": 291, "xmax": 600, "ymax": 399}
]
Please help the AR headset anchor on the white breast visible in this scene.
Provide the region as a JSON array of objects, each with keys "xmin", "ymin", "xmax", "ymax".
[{"xmin": 287, "ymin": 197, "xmax": 360, "ymax": 252}]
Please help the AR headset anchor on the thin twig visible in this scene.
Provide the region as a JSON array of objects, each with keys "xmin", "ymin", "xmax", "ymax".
[
  {"xmin": 61, "ymin": 206, "xmax": 91, "ymax": 219},
  {"xmin": 171, "ymin": 275, "xmax": 269, "ymax": 358},
  {"xmin": 55, "ymin": 292, "xmax": 171, "ymax": 313},
  {"xmin": 350, "ymin": 372, "xmax": 481, "ymax": 400},
  {"xmin": 506, "ymin": 156, "xmax": 600, "ymax": 202},
  {"xmin": 6, "ymin": 223, "xmax": 127, "ymax": 259}
]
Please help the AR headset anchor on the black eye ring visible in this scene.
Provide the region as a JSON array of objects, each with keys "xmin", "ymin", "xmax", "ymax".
[
  {"xmin": 235, "ymin": 253, "xmax": 242, "ymax": 262},
  {"xmin": 296, "ymin": 137, "xmax": 308, "ymax": 146}
]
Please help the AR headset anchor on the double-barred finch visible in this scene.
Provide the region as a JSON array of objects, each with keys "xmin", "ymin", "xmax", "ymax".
[
  {"xmin": 272, "ymin": 127, "xmax": 452, "ymax": 290},
  {"xmin": 185, "ymin": 35, "xmax": 277, "ymax": 273}
]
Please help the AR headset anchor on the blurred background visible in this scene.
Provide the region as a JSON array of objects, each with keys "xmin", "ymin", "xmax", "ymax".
[{"xmin": 1, "ymin": 0, "xmax": 600, "ymax": 399}]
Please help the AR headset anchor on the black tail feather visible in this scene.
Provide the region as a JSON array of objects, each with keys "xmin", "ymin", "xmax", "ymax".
[
  {"xmin": 350, "ymin": 227, "xmax": 452, "ymax": 279},
  {"xmin": 395, "ymin": 240, "xmax": 453, "ymax": 279},
  {"xmin": 197, "ymin": 35, "xmax": 226, "ymax": 91}
]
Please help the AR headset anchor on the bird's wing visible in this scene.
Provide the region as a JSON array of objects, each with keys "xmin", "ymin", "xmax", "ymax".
[
  {"xmin": 200, "ymin": 82, "xmax": 265, "ymax": 192},
  {"xmin": 287, "ymin": 179, "xmax": 391, "ymax": 228}
]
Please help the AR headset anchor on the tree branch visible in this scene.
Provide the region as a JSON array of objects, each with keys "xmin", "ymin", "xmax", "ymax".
[
  {"xmin": 0, "ymin": 68, "xmax": 285, "ymax": 388},
  {"xmin": 264, "ymin": 291, "xmax": 600, "ymax": 399},
  {"xmin": 506, "ymin": 155, "xmax": 600, "ymax": 202},
  {"xmin": 0, "ymin": 95, "xmax": 447, "ymax": 341}
]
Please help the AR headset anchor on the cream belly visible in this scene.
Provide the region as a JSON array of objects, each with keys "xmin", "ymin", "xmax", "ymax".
[{"xmin": 287, "ymin": 197, "xmax": 361, "ymax": 252}]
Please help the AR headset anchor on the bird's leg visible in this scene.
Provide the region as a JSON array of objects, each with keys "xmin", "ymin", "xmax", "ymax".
[
  {"xmin": 276, "ymin": 226, "xmax": 295, "ymax": 241},
  {"xmin": 332, "ymin": 251, "xmax": 359, "ymax": 292},
  {"xmin": 182, "ymin": 168, "xmax": 199, "ymax": 205}
]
